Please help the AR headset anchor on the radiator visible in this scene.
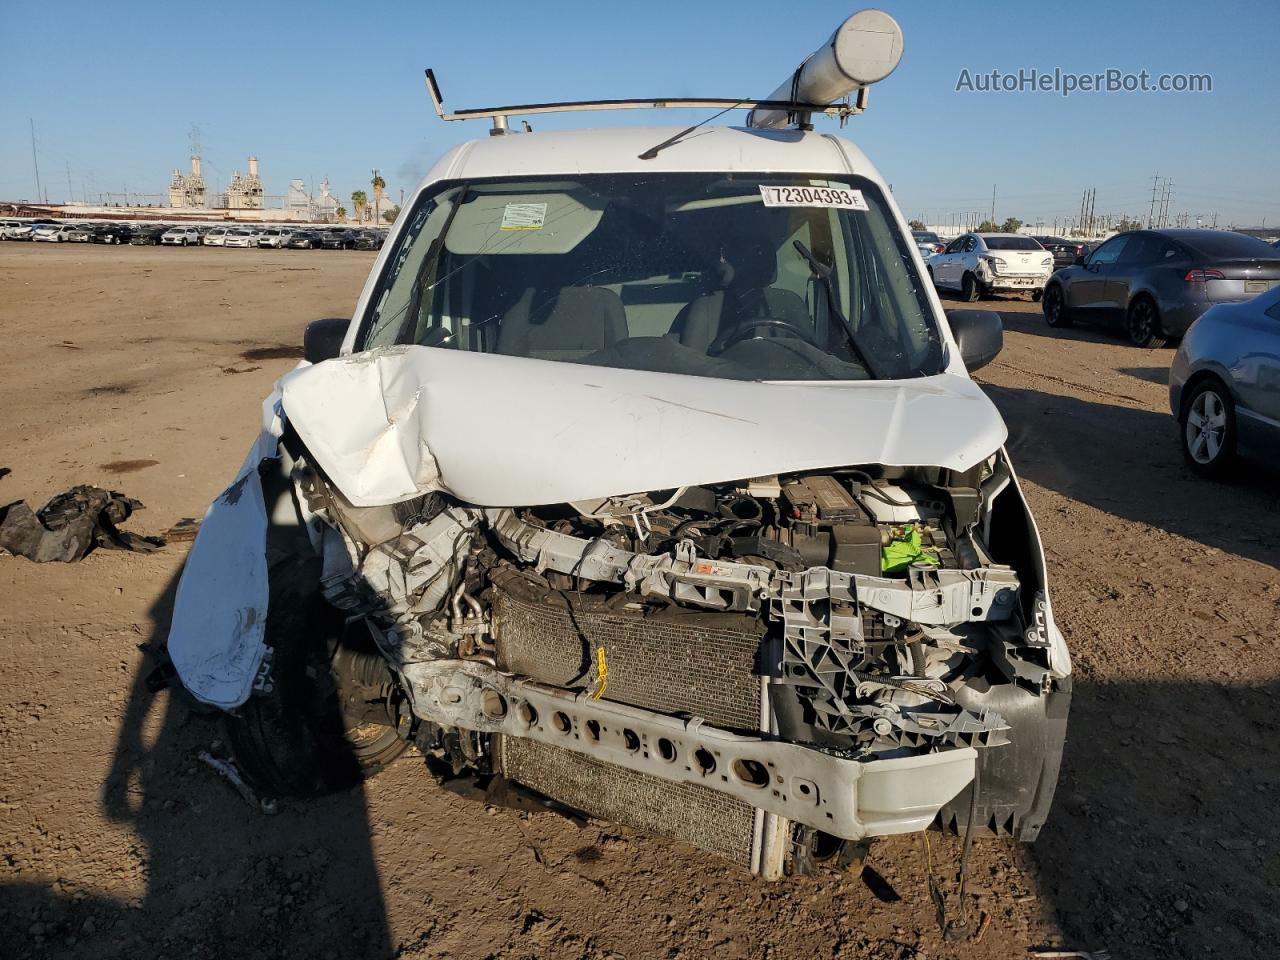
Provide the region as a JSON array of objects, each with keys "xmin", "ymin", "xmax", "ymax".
[{"xmin": 490, "ymin": 568, "xmax": 766, "ymax": 868}]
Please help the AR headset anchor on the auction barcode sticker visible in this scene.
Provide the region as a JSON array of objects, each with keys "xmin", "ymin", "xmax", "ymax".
[
  {"xmin": 500, "ymin": 202, "xmax": 548, "ymax": 231},
  {"xmin": 759, "ymin": 185, "xmax": 868, "ymax": 210}
]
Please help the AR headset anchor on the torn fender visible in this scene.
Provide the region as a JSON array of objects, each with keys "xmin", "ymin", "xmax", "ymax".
[
  {"xmin": 279, "ymin": 346, "xmax": 1008, "ymax": 508},
  {"xmin": 167, "ymin": 460, "xmax": 271, "ymax": 708},
  {"xmin": 167, "ymin": 385, "xmax": 290, "ymax": 709}
]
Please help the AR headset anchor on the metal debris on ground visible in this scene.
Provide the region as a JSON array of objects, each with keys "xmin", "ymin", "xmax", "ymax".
[
  {"xmin": 197, "ymin": 749, "xmax": 278, "ymax": 814},
  {"xmin": 1029, "ymin": 950, "xmax": 1111, "ymax": 959},
  {"xmin": 164, "ymin": 518, "xmax": 202, "ymax": 543},
  {"xmin": 0, "ymin": 484, "xmax": 165, "ymax": 562}
]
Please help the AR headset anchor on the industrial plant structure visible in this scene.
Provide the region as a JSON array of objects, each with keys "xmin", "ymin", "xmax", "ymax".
[
  {"xmin": 8, "ymin": 144, "xmax": 386, "ymax": 225},
  {"xmin": 225, "ymin": 157, "xmax": 265, "ymax": 209},
  {"xmin": 169, "ymin": 153, "xmax": 265, "ymax": 211},
  {"xmin": 168, "ymin": 155, "xmax": 207, "ymax": 208}
]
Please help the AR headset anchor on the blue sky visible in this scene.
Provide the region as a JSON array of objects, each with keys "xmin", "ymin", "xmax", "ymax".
[{"xmin": 2, "ymin": 0, "xmax": 1277, "ymax": 227}]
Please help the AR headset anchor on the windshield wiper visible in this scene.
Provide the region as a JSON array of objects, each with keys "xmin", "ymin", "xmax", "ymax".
[{"xmin": 792, "ymin": 239, "xmax": 882, "ymax": 379}]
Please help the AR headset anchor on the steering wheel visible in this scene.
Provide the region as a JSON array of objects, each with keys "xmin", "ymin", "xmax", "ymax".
[{"xmin": 707, "ymin": 317, "xmax": 820, "ymax": 356}]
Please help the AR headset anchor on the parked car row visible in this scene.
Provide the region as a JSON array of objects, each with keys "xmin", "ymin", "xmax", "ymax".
[
  {"xmin": 160, "ymin": 224, "xmax": 387, "ymax": 249},
  {"xmin": 1026, "ymin": 227, "xmax": 1280, "ymax": 475},
  {"xmin": 0, "ymin": 218, "xmax": 387, "ymax": 250},
  {"xmin": 911, "ymin": 224, "xmax": 1280, "ymax": 476}
]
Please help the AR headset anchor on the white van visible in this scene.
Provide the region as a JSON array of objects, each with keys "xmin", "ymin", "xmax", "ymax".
[{"xmin": 166, "ymin": 11, "xmax": 1070, "ymax": 881}]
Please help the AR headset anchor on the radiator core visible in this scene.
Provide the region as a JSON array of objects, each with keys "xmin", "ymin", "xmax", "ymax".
[{"xmin": 490, "ymin": 568, "xmax": 765, "ymax": 868}]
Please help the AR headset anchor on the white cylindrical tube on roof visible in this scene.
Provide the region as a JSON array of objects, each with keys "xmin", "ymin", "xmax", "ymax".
[{"xmin": 747, "ymin": 9, "xmax": 904, "ymax": 129}]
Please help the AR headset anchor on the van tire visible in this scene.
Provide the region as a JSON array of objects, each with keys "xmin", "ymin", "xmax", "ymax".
[{"xmin": 223, "ymin": 495, "xmax": 411, "ymax": 798}]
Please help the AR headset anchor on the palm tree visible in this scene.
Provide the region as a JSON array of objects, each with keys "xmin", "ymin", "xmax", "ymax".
[
  {"xmin": 336, "ymin": 205, "xmax": 347, "ymax": 221},
  {"xmin": 370, "ymin": 173, "xmax": 387, "ymax": 221},
  {"xmin": 351, "ymin": 190, "xmax": 367, "ymax": 221}
]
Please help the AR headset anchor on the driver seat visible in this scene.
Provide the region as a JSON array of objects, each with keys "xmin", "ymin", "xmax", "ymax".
[{"xmin": 671, "ymin": 238, "xmax": 812, "ymax": 353}]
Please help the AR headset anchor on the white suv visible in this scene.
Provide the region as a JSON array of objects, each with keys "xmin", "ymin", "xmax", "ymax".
[{"xmin": 257, "ymin": 227, "xmax": 294, "ymax": 248}]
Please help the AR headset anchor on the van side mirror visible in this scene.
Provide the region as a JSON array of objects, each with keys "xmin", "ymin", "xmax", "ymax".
[
  {"xmin": 303, "ymin": 317, "xmax": 350, "ymax": 364},
  {"xmin": 945, "ymin": 309, "xmax": 1003, "ymax": 372}
]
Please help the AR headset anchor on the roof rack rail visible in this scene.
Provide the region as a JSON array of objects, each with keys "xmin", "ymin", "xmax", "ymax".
[
  {"xmin": 423, "ymin": 69, "xmax": 862, "ymax": 135},
  {"xmin": 423, "ymin": 9, "xmax": 903, "ymax": 136}
]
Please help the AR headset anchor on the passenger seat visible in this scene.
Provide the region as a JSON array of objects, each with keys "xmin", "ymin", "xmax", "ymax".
[{"xmin": 496, "ymin": 287, "xmax": 628, "ymax": 361}]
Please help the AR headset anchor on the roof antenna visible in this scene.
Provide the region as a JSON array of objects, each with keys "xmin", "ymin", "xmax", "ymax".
[{"xmin": 637, "ymin": 100, "xmax": 747, "ymax": 160}]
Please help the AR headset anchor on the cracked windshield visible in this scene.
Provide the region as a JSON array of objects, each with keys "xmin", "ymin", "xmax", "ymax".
[{"xmin": 360, "ymin": 173, "xmax": 944, "ymax": 381}]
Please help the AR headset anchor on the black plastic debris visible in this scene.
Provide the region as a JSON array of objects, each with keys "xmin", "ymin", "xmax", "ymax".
[{"xmin": 0, "ymin": 485, "xmax": 165, "ymax": 562}]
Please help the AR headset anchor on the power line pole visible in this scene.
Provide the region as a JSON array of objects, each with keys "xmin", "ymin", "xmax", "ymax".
[
  {"xmin": 29, "ymin": 118, "xmax": 43, "ymax": 204},
  {"xmin": 65, "ymin": 161, "xmax": 73, "ymax": 205},
  {"xmin": 1147, "ymin": 174, "xmax": 1160, "ymax": 229},
  {"xmin": 990, "ymin": 184, "xmax": 996, "ymax": 224}
]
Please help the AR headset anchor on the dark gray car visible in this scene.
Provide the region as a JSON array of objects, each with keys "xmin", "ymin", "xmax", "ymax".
[
  {"xmin": 1031, "ymin": 235, "xmax": 1084, "ymax": 268},
  {"xmin": 1041, "ymin": 229, "xmax": 1280, "ymax": 347},
  {"xmin": 1169, "ymin": 285, "xmax": 1280, "ymax": 475}
]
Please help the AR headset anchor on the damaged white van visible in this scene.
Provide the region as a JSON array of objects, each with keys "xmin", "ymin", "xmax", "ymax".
[{"xmin": 167, "ymin": 11, "xmax": 1070, "ymax": 879}]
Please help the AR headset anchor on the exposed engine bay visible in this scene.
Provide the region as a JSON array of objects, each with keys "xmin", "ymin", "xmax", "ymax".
[{"xmin": 279, "ymin": 447, "xmax": 1068, "ymax": 877}]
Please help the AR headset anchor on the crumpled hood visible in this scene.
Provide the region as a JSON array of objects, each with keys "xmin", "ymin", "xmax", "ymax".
[{"xmin": 279, "ymin": 346, "xmax": 1007, "ymax": 508}]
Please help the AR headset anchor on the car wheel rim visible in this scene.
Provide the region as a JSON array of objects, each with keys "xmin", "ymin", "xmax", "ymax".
[
  {"xmin": 1046, "ymin": 289, "xmax": 1060, "ymax": 321},
  {"xmin": 1130, "ymin": 303, "xmax": 1152, "ymax": 342},
  {"xmin": 1186, "ymin": 390, "xmax": 1226, "ymax": 464}
]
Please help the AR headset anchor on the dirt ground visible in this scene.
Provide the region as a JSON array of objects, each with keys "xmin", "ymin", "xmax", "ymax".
[{"xmin": 1, "ymin": 244, "xmax": 1277, "ymax": 960}]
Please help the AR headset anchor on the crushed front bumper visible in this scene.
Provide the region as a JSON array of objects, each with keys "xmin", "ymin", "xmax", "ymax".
[{"xmin": 399, "ymin": 658, "xmax": 978, "ymax": 846}]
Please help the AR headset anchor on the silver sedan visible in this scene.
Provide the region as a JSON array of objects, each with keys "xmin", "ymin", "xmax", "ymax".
[{"xmin": 1169, "ymin": 285, "xmax": 1280, "ymax": 475}]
